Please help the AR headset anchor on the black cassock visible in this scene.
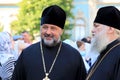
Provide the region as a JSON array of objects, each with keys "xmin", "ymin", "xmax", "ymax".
[
  {"xmin": 11, "ymin": 42, "xmax": 86, "ymax": 80},
  {"xmin": 87, "ymin": 39, "xmax": 120, "ymax": 80}
]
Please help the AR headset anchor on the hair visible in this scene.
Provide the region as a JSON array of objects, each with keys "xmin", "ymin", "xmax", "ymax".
[
  {"xmin": 81, "ymin": 38, "xmax": 87, "ymax": 42},
  {"xmin": 21, "ymin": 31, "xmax": 30, "ymax": 34},
  {"xmin": 81, "ymin": 37, "xmax": 91, "ymax": 43},
  {"xmin": 76, "ymin": 41, "xmax": 84, "ymax": 48},
  {"xmin": 115, "ymin": 29, "xmax": 120, "ymax": 37}
]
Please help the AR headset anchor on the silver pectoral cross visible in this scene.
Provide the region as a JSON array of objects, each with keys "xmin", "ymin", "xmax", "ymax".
[{"xmin": 43, "ymin": 73, "xmax": 50, "ymax": 80}]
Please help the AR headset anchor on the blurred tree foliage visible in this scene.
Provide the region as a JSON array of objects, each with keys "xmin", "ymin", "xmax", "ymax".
[
  {"xmin": 11, "ymin": 0, "xmax": 74, "ymax": 40},
  {"xmin": 0, "ymin": 26, "xmax": 3, "ymax": 32},
  {"xmin": 0, "ymin": 23, "xmax": 3, "ymax": 31}
]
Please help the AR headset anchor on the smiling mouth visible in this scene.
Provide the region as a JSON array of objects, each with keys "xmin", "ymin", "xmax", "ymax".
[{"xmin": 45, "ymin": 37, "xmax": 52, "ymax": 40}]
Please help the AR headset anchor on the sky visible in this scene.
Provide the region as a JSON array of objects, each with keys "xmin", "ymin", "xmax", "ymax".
[{"xmin": 0, "ymin": 0, "xmax": 21, "ymax": 3}]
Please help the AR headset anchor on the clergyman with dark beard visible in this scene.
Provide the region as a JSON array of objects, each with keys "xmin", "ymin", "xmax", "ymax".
[{"xmin": 11, "ymin": 5, "xmax": 86, "ymax": 80}]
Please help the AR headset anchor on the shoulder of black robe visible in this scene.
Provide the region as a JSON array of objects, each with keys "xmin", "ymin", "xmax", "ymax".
[
  {"xmin": 11, "ymin": 42, "xmax": 40, "ymax": 80},
  {"xmin": 62, "ymin": 42, "xmax": 87, "ymax": 80},
  {"xmin": 87, "ymin": 38, "xmax": 120, "ymax": 80}
]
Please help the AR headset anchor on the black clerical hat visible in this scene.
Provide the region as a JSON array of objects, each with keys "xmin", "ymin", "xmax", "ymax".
[
  {"xmin": 41, "ymin": 5, "xmax": 66, "ymax": 29},
  {"xmin": 94, "ymin": 6, "xmax": 120, "ymax": 30}
]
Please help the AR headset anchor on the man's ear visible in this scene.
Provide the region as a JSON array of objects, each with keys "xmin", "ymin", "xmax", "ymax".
[
  {"xmin": 60, "ymin": 29, "xmax": 64, "ymax": 36},
  {"xmin": 108, "ymin": 27, "xmax": 115, "ymax": 34}
]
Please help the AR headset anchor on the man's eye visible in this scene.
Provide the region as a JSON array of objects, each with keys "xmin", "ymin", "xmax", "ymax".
[{"xmin": 43, "ymin": 26, "xmax": 48, "ymax": 29}]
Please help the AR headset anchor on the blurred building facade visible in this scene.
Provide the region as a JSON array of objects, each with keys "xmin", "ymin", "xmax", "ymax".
[
  {"xmin": 71, "ymin": 0, "xmax": 120, "ymax": 41},
  {"xmin": 0, "ymin": 0, "xmax": 21, "ymax": 33},
  {"xmin": 0, "ymin": 0, "xmax": 120, "ymax": 40}
]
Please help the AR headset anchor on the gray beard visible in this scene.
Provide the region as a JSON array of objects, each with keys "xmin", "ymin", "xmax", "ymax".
[
  {"xmin": 43, "ymin": 37, "xmax": 61, "ymax": 47},
  {"xmin": 91, "ymin": 34, "xmax": 109, "ymax": 53}
]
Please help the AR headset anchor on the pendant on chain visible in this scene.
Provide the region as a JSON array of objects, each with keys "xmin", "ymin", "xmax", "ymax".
[{"xmin": 43, "ymin": 73, "xmax": 50, "ymax": 80}]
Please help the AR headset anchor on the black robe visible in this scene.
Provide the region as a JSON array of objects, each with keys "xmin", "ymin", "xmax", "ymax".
[
  {"xmin": 11, "ymin": 42, "xmax": 86, "ymax": 80},
  {"xmin": 87, "ymin": 39, "xmax": 120, "ymax": 80}
]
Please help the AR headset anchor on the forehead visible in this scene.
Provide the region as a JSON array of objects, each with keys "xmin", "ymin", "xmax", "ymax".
[
  {"xmin": 94, "ymin": 22, "xmax": 109, "ymax": 26},
  {"xmin": 94, "ymin": 23, "xmax": 109, "ymax": 28},
  {"xmin": 41, "ymin": 24, "xmax": 61, "ymax": 29},
  {"xmin": 94, "ymin": 23, "xmax": 102, "ymax": 26}
]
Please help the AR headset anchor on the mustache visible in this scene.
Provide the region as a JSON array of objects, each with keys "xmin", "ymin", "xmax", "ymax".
[{"xmin": 44, "ymin": 33, "xmax": 53, "ymax": 37}]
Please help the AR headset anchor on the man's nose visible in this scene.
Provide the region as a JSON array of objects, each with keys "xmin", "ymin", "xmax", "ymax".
[{"xmin": 46, "ymin": 28, "xmax": 51, "ymax": 34}]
